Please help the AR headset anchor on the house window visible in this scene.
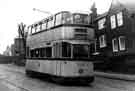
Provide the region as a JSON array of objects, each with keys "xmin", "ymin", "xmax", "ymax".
[
  {"xmin": 117, "ymin": 12, "xmax": 123, "ymax": 27},
  {"xmin": 112, "ymin": 38, "xmax": 118, "ymax": 52},
  {"xmin": 99, "ymin": 35, "xmax": 107, "ymax": 48},
  {"xmin": 110, "ymin": 15, "xmax": 116, "ymax": 29},
  {"xmin": 119, "ymin": 36, "xmax": 125, "ymax": 51},
  {"xmin": 98, "ymin": 18, "xmax": 106, "ymax": 30}
]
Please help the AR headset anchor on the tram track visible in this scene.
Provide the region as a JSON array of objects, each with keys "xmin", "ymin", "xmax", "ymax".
[
  {"xmin": 0, "ymin": 64, "xmax": 61, "ymax": 91},
  {"xmin": 0, "ymin": 64, "xmax": 131, "ymax": 91},
  {"xmin": 2, "ymin": 79, "xmax": 30, "ymax": 91},
  {"xmin": 0, "ymin": 64, "xmax": 25, "ymax": 74},
  {"xmin": 0, "ymin": 65, "xmax": 30, "ymax": 91}
]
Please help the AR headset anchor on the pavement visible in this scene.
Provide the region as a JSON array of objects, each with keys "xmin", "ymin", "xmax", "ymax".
[{"xmin": 95, "ymin": 71, "xmax": 135, "ymax": 81}]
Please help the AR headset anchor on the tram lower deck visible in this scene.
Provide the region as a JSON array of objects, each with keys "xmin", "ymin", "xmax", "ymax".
[{"xmin": 25, "ymin": 40, "xmax": 94, "ymax": 84}]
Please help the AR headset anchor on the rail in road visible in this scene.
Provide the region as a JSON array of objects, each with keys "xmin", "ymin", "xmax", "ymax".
[{"xmin": 0, "ymin": 64, "xmax": 134, "ymax": 91}]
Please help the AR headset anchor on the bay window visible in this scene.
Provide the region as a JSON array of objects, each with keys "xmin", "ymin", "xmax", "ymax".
[{"xmin": 119, "ymin": 36, "xmax": 125, "ymax": 51}]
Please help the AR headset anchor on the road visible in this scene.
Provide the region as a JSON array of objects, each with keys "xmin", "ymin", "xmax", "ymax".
[{"xmin": 0, "ymin": 64, "xmax": 134, "ymax": 91}]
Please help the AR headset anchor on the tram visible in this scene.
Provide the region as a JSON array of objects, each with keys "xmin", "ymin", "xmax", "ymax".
[{"xmin": 25, "ymin": 11, "xmax": 95, "ymax": 84}]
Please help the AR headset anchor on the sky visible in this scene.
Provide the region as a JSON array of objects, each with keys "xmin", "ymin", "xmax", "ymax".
[{"xmin": 0, "ymin": 0, "xmax": 111, "ymax": 54}]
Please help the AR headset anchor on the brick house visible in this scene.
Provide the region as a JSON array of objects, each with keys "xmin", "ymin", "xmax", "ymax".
[{"xmin": 94, "ymin": 0, "xmax": 135, "ymax": 72}]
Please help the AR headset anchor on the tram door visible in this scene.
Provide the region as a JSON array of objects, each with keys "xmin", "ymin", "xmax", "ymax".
[
  {"xmin": 56, "ymin": 61, "xmax": 61, "ymax": 76},
  {"xmin": 54, "ymin": 42, "xmax": 62, "ymax": 76}
]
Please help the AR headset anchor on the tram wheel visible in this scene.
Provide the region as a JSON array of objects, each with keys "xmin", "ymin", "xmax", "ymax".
[
  {"xmin": 79, "ymin": 77, "xmax": 95, "ymax": 86},
  {"xmin": 52, "ymin": 77, "xmax": 65, "ymax": 84},
  {"xmin": 25, "ymin": 70, "xmax": 33, "ymax": 77}
]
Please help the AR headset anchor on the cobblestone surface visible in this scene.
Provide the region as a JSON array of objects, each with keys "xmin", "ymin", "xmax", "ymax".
[{"xmin": 0, "ymin": 64, "xmax": 135, "ymax": 91}]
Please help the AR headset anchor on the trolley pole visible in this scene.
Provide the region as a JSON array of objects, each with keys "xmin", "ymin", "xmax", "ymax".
[{"xmin": 33, "ymin": 8, "xmax": 52, "ymax": 15}]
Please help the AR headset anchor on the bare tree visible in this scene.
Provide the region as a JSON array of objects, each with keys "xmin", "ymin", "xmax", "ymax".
[{"xmin": 17, "ymin": 22, "xmax": 27, "ymax": 58}]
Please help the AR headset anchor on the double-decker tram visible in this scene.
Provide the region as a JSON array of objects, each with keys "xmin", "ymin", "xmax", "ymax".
[{"xmin": 25, "ymin": 11, "xmax": 95, "ymax": 84}]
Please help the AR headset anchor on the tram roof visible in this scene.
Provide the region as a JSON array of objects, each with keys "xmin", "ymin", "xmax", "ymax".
[{"xmin": 28, "ymin": 10, "xmax": 90, "ymax": 27}]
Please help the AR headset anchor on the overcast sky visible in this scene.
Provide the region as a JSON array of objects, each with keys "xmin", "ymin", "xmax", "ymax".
[{"xmin": 0, "ymin": 0, "xmax": 111, "ymax": 54}]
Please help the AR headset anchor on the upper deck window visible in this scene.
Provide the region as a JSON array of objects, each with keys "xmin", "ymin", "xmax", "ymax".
[
  {"xmin": 36, "ymin": 25, "xmax": 41, "ymax": 32},
  {"xmin": 74, "ymin": 14, "xmax": 81, "ymax": 24},
  {"xmin": 27, "ymin": 26, "xmax": 32, "ymax": 35},
  {"xmin": 62, "ymin": 12, "xmax": 73, "ymax": 24},
  {"xmin": 31, "ymin": 26, "xmax": 36, "ymax": 34},
  {"xmin": 55, "ymin": 13, "xmax": 62, "ymax": 26},
  {"xmin": 110, "ymin": 15, "xmax": 116, "ymax": 29},
  {"xmin": 47, "ymin": 16, "xmax": 54, "ymax": 29},
  {"xmin": 84, "ymin": 15, "xmax": 89, "ymax": 24},
  {"xmin": 98, "ymin": 18, "xmax": 106, "ymax": 30},
  {"xmin": 42, "ymin": 21, "xmax": 47, "ymax": 30},
  {"xmin": 117, "ymin": 12, "xmax": 123, "ymax": 27},
  {"xmin": 99, "ymin": 35, "xmax": 107, "ymax": 48},
  {"xmin": 73, "ymin": 14, "xmax": 89, "ymax": 25}
]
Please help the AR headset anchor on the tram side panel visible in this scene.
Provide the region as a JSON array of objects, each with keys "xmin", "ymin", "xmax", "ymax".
[
  {"xmin": 26, "ymin": 59, "xmax": 94, "ymax": 78},
  {"xmin": 26, "ymin": 59, "xmax": 40, "ymax": 72},
  {"xmin": 61, "ymin": 61, "xmax": 94, "ymax": 77},
  {"xmin": 26, "ymin": 59, "xmax": 56, "ymax": 75}
]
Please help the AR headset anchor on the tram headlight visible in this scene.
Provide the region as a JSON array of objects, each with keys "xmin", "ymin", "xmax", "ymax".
[{"xmin": 78, "ymin": 69, "xmax": 84, "ymax": 74}]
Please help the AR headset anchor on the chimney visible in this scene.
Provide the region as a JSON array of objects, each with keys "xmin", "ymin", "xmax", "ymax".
[{"xmin": 90, "ymin": 2, "xmax": 97, "ymax": 24}]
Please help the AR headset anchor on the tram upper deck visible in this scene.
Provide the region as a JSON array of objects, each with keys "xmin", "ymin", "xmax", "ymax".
[{"xmin": 27, "ymin": 11, "xmax": 94, "ymax": 47}]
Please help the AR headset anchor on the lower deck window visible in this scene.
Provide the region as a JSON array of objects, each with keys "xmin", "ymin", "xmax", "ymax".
[
  {"xmin": 29, "ymin": 42, "xmax": 90, "ymax": 59},
  {"xmin": 30, "ymin": 50, "xmax": 34, "ymax": 57},
  {"xmin": 62, "ymin": 42, "xmax": 71, "ymax": 57},
  {"xmin": 46, "ymin": 47, "xmax": 52, "ymax": 57},
  {"xmin": 73, "ymin": 45, "xmax": 89, "ymax": 58},
  {"xmin": 30, "ymin": 47, "xmax": 52, "ymax": 58},
  {"xmin": 40, "ymin": 48, "xmax": 46, "ymax": 57}
]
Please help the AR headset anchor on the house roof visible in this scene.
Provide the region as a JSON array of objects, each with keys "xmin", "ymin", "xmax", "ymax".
[
  {"xmin": 110, "ymin": 0, "xmax": 135, "ymax": 13},
  {"xmin": 95, "ymin": 12, "xmax": 108, "ymax": 21}
]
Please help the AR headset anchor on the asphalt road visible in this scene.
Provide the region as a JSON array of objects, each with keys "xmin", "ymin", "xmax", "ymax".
[{"xmin": 0, "ymin": 64, "xmax": 134, "ymax": 91}]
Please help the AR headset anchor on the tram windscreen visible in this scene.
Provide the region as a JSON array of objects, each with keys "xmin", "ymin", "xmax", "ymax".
[
  {"xmin": 73, "ymin": 44, "xmax": 89, "ymax": 58},
  {"xmin": 73, "ymin": 14, "xmax": 89, "ymax": 25}
]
